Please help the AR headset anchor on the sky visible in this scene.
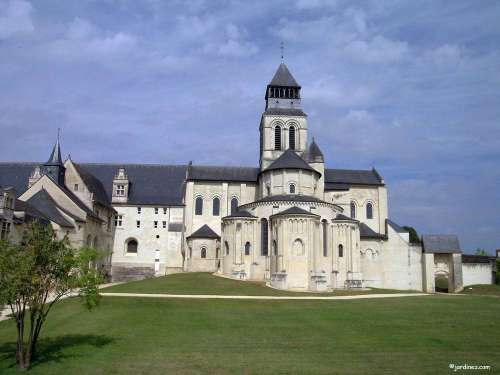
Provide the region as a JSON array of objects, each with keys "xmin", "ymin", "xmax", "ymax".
[{"xmin": 0, "ymin": 0, "xmax": 499, "ymax": 254}]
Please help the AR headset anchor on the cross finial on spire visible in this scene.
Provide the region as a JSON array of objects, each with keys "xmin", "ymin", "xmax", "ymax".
[{"xmin": 280, "ymin": 41, "xmax": 284, "ymax": 61}]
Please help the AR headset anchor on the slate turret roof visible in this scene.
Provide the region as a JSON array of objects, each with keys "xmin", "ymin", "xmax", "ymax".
[
  {"xmin": 271, "ymin": 206, "xmax": 319, "ymax": 218},
  {"xmin": 45, "ymin": 139, "xmax": 63, "ymax": 166},
  {"xmin": 269, "ymin": 63, "xmax": 300, "ymax": 87},
  {"xmin": 264, "ymin": 149, "xmax": 319, "ymax": 175},
  {"xmin": 222, "ymin": 210, "xmax": 257, "ymax": 219}
]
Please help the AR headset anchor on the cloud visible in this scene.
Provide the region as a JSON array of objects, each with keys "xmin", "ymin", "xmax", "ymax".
[
  {"xmin": 0, "ymin": 0, "xmax": 34, "ymax": 39},
  {"xmin": 343, "ymin": 35, "xmax": 409, "ymax": 63},
  {"xmin": 46, "ymin": 18, "xmax": 137, "ymax": 62},
  {"xmin": 203, "ymin": 23, "xmax": 259, "ymax": 58},
  {"xmin": 295, "ymin": 0, "xmax": 338, "ymax": 10}
]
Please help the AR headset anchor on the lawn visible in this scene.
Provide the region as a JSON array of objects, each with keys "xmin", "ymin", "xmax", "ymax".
[
  {"xmin": 0, "ymin": 294, "xmax": 499, "ymax": 374},
  {"xmin": 461, "ymin": 284, "xmax": 500, "ymax": 297},
  {"xmin": 102, "ymin": 272, "xmax": 415, "ymax": 296}
]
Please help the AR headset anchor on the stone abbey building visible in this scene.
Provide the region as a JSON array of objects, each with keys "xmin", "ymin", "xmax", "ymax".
[{"xmin": 1, "ymin": 63, "xmax": 495, "ymax": 292}]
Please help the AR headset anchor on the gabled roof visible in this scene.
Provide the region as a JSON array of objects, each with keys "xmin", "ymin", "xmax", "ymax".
[
  {"xmin": 271, "ymin": 206, "xmax": 319, "ymax": 218},
  {"xmin": 387, "ymin": 219, "xmax": 408, "ymax": 233},
  {"xmin": 269, "ymin": 63, "xmax": 300, "ymax": 87},
  {"xmin": 25, "ymin": 190, "xmax": 74, "ymax": 228},
  {"xmin": 187, "ymin": 165, "xmax": 259, "ymax": 183},
  {"xmin": 359, "ymin": 223, "xmax": 386, "ymax": 239},
  {"xmin": 324, "ymin": 168, "xmax": 384, "ymax": 190},
  {"xmin": 422, "ymin": 234, "xmax": 461, "ymax": 254},
  {"xmin": 186, "ymin": 224, "xmax": 220, "ymax": 240},
  {"xmin": 222, "ymin": 210, "xmax": 257, "ymax": 220},
  {"xmin": 264, "ymin": 149, "xmax": 319, "ymax": 175},
  {"xmin": 14, "ymin": 199, "xmax": 50, "ymax": 225},
  {"xmin": 73, "ymin": 163, "xmax": 112, "ymax": 208}
]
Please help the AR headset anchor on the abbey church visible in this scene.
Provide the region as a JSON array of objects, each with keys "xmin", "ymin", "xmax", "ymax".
[{"xmin": 1, "ymin": 63, "xmax": 494, "ymax": 293}]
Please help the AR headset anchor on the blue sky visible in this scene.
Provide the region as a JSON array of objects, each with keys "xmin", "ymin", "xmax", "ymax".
[{"xmin": 1, "ymin": 0, "xmax": 499, "ymax": 254}]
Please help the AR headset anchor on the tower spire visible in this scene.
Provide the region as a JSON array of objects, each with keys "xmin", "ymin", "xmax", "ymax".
[{"xmin": 43, "ymin": 128, "xmax": 66, "ymax": 185}]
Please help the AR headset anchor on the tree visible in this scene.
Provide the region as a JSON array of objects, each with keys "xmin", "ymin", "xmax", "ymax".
[
  {"xmin": 0, "ymin": 223, "xmax": 103, "ymax": 370},
  {"xmin": 402, "ymin": 226, "xmax": 421, "ymax": 244},
  {"xmin": 474, "ymin": 248, "xmax": 488, "ymax": 256}
]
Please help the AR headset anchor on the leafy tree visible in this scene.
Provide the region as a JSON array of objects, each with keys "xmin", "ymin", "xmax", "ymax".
[
  {"xmin": 0, "ymin": 223, "xmax": 103, "ymax": 370},
  {"xmin": 474, "ymin": 248, "xmax": 488, "ymax": 256},
  {"xmin": 402, "ymin": 226, "xmax": 421, "ymax": 244}
]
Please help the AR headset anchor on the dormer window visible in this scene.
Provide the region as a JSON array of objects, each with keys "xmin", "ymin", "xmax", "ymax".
[
  {"xmin": 289, "ymin": 183, "xmax": 296, "ymax": 194},
  {"xmin": 116, "ymin": 184, "xmax": 125, "ymax": 196}
]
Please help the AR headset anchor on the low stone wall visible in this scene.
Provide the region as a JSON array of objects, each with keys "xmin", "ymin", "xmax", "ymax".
[
  {"xmin": 111, "ymin": 265, "xmax": 155, "ymax": 282},
  {"xmin": 463, "ymin": 263, "xmax": 493, "ymax": 286}
]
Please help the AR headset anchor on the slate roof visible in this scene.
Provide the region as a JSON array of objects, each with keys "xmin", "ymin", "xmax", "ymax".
[
  {"xmin": 26, "ymin": 190, "xmax": 74, "ymax": 228},
  {"xmin": 462, "ymin": 254, "xmax": 495, "ymax": 264},
  {"xmin": 73, "ymin": 163, "xmax": 112, "ymax": 208},
  {"xmin": 14, "ymin": 199, "xmax": 50, "ymax": 225},
  {"xmin": 387, "ymin": 219, "xmax": 408, "ymax": 233},
  {"xmin": 187, "ymin": 165, "xmax": 259, "ymax": 183},
  {"xmin": 269, "ymin": 63, "xmax": 300, "ymax": 87},
  {"xmin": 264, "ymin": 149, "xmax": 319, "ymax": 175},
  {"xmin": 422, "ymin": 234, "xmax": 461, "ymax": 254},
  {"xmin": 222, "ymin": 210, "xmax": 257, "ymax": 219},
  {"xmin": 83, "ymin": 164, "xmax": 188, "ymax": 206},
  {"xmin": 333, "ymin": 213, "xmax": 358, "ymax": 222},
  {"xmin": 359, "ymin": 223, "xmax": 386, "ymax": 239},
  {"xmin": 324, "ymin": 168, "xmax": 384, "ymax": 190},
  {"xmin": 263, "ymin": 108, "xmax": 307, "ymax": 117},
  {"xmin": 46, "ymin": 139, "xmax": 63, "ymax": 166},
  {"xmin": 271, "ymin": 206, "xmax": 319, "ymax": 217},
  {"xmin": 307, "ymin": 138, "xmax": 324, "ymax": 161},
  {"xmin": 186, "ymin": 224, "xmax": 220, "ymax": 240},
  {"xmin": 249, "ymin": 194, "xmax": 328, "ymax": 205},
  {"xmin": 0, "ymin": 161, "xmax": 385, "ymax": 206}
]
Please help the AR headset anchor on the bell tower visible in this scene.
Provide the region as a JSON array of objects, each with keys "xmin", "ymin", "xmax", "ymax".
[
  {"xmin": 260, "ymin": 62, "xmax": 308, "ymax": 170},
  {"xmin": 43, "ymin": 131, "xmax": 66, "ymax": 186}
]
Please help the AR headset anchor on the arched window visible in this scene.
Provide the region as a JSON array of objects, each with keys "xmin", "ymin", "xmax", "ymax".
[
  {"xmin": 293, "ymin": 239, "xmax": 304, "ymax": 256},
  {"xmin": 289, "ymin": 183, "xmax": 296, "ymax": 194},
  {"xmin": 225, "ymin": 241, "xmax": 229, "ymax": 256},
  {"xmin": 322, "ymin": 219, "xmax": 328, "ymax": 257},
  {"xmin": 261, "ymin": 219, "xmax": 269, "ymax": 256},
  {"xmin": 200, "ymin": 247, "xmax": 207, "ymax": 258},
  {"xmin": 289, "ymin": 126, "xmax": 296, "ymax": 150},
  {"xmin": 126, "ymin": 239, "xmax": 138, "ymax": 254},
  {"xmin": 195, "ymin": 197, "xmax": 203, "ymax": 215},
  {"xmin": 230, "ymin": 197, "xmax": 238, "ymax": 215},
  {"xmin": 338, "ymin": 244, "xmax": 344, "ymax": 258},
  {"xmin": 212, "ymin": 197, "xmax": 220, "ymax": 216},
  {"xmin": 350, "ymin": 201, "xmax": 356, "ymax": 219},
  {"xmin": 274, "ymin": 126, "xmax": 282, "ymax": 150},
  {"xmin": 245, "ymin": 242, "xmax": 251, "ymax": 256},
  {"xmin": 366, "ymin": 203, "xmax": 373, "ymax": 219}
]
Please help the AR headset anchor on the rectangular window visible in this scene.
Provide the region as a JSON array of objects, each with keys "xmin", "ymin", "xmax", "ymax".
[
  {"xmin": 155, "ymin": 207, "xmax": 158, "ymax": 214},
  {"xmin": 163, "ymin": 208, "xmax": 167, "ymax": 215},
  {"xmin": 1, "ymin": 222, "xmax": 11, "ymax": 240},
  {"xmin": 137, "ymin": 207, "xmax": 141, "ymax": 214},
  {"xmin": 162, "ymin": 221, "xmax": 167, "ymax": 229},
  {"xmin": 116, "ymin": 184, "xmax": 125, "ymax": 196},
  {"xmin": 136, "ymin": 220, "xmax": 141, "ymax": 228},
  {"xmin": 74, "ymin": 183, "xmax": 79, "ymax": 191},
  {"xmin": 114, "ymin": 215, "xmax": 123, "ymax": 227},
  {"xmin": 154, "ymin": 221, "xmax": 158, "ymax": 228}
]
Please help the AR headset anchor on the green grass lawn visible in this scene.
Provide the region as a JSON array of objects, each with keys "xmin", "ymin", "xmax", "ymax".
[
  {"xmin": 461, "ymin": 284, "xmax": 500, "ymax": 297},
  {"xmin": 102, "ymin": 272, "xmax": 416, "ymax": 296},
  {"xmin": 0, "ymin": 295, "xmax": 499, "ymax": 375}
]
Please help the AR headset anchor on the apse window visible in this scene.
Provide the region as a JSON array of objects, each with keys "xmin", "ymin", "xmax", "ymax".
[{"xmin": 201, "ymin": 247, "xmax": 207, "ymax": 259}]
